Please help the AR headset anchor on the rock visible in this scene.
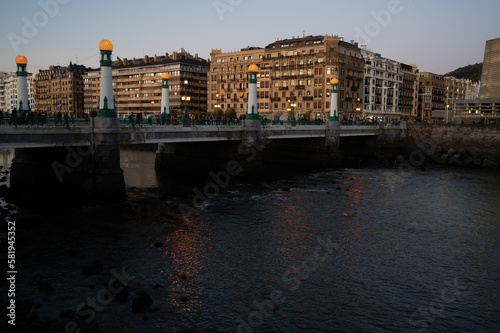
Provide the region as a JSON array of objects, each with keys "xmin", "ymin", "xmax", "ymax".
[
  {"xmin": 473, "ymin": 156, "xmax": 483, "ymax": 167},
  {"xmin": 27, "ymin": 321, "xmax": 48, "ymax": 333},
  {"xmin": 81, "ymin": 260, "xmax": 103, "ymax": 276},
  {"xmin": 37, "ymin": 279, "xmax": 55, "ymax": 294},
  {"xmin": 60, "ymin": 310, "xmax": 76, "ymax": 319},
  {"xmin": 68, "ymin": 248, "xmax": 77, "ymax": 257},
  {"xmin": 448, "ymin": 153, "xmax": 462, "ymax": 165},
  {"xmin": 132, "ymin": 291, "xmax": 153, "ymax": 313},
  {"xmin": 154, "ymin": 242, "xmax": 164, "ymax": 248},
  {"xmin": 16, "ymin": 299, "xmax": 34, "ymax": 321},
  {"xmin": 483, "ymin": 159, "xmax": 499, "ymax": 169},
  {"xmin": 487, "ymin": 155, "xmax": 499, "ymax": 163},
  {"xmin": 49, "ymin": 318, "xmax": 100, "ymax": 333},
  {"xmin": 115, "ymin": 288, "xmax": 129, "ymax": 303}
]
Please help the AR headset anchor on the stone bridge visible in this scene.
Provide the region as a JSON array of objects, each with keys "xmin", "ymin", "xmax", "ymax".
[{"xmin": 0, "ymin": 119, "xmax": 406, "ymax": 203}]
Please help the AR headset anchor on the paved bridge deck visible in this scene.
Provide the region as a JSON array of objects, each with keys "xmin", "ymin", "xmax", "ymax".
[{"xmin": 0, "ymin": 122, "xmax": 399, "ymax": 149}]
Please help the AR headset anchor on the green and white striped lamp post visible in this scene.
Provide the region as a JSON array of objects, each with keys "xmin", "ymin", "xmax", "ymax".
[
  {"xmin": 97, "ymin": 39, "xmax": 116, "ymax": 117},
  {"xmin": 328, "ymin": 78, "xmax": 339, "ymax": 122},
  {"xmin": 246, "ymin": 64, "xmax": 259, "ymax": 120},
  {"xmin": 15, "ymin": 55, "xmax": 30, "ymax": 115},
  {"xmin": 161, "ymin": 72, "xmax": 170, "ymax": 123}
]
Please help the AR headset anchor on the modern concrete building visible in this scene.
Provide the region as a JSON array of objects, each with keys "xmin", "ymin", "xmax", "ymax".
[
  {"xmin": 84, "ymin": 49, "xmax": 209, "ymax": 118},
  {"xmin": 0, "ymin": 72, "xmax": 35, "ymax": 114},
  {"xmin": 454, "ymin": 37, "xmax": 500, "ymax": 124},
  {"xmin": 34, "ymin": 62, "xmax": 88, "ymax": 115},
  {"xmin": 479, "ymin": 37, "xmax": 500, "ymax": 99},
  {"xmin": 208, "ymin": 35, "xmax": 364, "ymax": 121}
]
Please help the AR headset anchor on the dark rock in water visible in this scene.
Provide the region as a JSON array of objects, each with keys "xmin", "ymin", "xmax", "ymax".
[
  {"xmin": 345, "ymin": 188, "xmax": 350, "ymax": 191},
  {"xmin": 81, "ymin": 260, "xmax": 103, "ymax": 276},
  {"xmin": 132, "ymin": 291, "xmax": 153, "ymax": 313},
  {"xmin": 49, "ymin": 318, "xmax": 100, "ymax": 333},
  {"xmin": 154, "ymin": 242, "xmax": 164, "ymax": 248},
  {"xmin": 37, "ymin": 279, "xmax": 55, "ymax": 294},
  {"xmin": 27, "ymin": 321, "xmax": 48, "ymax": 333},
  {"xmin": 68, "ymin": 248, "xmax": 77, "ymax": 257},
  {"xmin": 16, "ymin": 299, "xmax": 34, "ymax": 321},
  {"xmin": 473, "ymin": 156, "xmax": 483, "ymax": 167},
  {"xmin": 483, "ymin": 159, "xmax": 499, "ymax": 169},
  {"xmin": 115, "ymin": 288, "xmax": 129, "ymax": 303},
  {"xmin": 0, "ymin": 185, "xmax": 9, "ymax": 197},
  {"xmin": 60, "ymin": 309, "xmax": 76, "ymax": 319}
]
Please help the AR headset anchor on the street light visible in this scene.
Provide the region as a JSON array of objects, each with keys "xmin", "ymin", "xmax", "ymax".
[
  {"xmin": 182, "ymin": 80, "xmax": 190, "ymax": 120},
  {"xmin": 215, "ymin": 93, "xmax": 220, "ymax": 123}
]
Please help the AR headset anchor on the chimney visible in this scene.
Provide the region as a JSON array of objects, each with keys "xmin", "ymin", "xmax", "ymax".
[
  {"xmin": 195, "ymin": 53, "xmax": 199, "ymax": 60},
  {"xmin": 172, "ymin": 52, "xmax": 178, "ymax": 60},
  {"xmin": 165, "ymin": 52, "xmax": 169, "ymax": 59},
  {"xmin": 144, "ymin": 55, "xmax": 149, "ymax": 63},
  {"xmin": 123, "ymin": 58, "xmax": 128, "ymax": 66},
  {"xmin": 154, "ymin": 54, "xmax": 157, "ymax": 62}
]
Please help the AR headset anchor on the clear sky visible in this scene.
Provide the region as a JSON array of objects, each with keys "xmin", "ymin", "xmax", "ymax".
[{"xmin": 1, "ymin": 0, "xmax": 499, "ymax": 75}]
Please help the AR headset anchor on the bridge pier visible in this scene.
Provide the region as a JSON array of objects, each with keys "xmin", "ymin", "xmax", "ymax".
[
  {"xmin": 325, "ymin": 121, "xmax": 342, "ymax": 166},
  {"xmin": 9, "ymin": 118, "xmax": 125, "ymax": 204}
]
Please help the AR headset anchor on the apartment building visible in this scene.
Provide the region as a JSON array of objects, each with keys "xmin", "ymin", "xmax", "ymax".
[
  {"xmin": 34, "ymin": 62, "xmax": 87, "ymax": 115},
  {"xmin": 208, "ymin": 35, "xmax": 364, "ymax": 121},
  {"xmin": 84, "ymin": 49, "xmax": 209, "ymax": 117},
  {"xmin": 361, "ymin": 48, "xmax": 406, "ymax": 121},
  {"xmin": 418, "ymin": 72, "xmax": 446, "ymax": 122}
]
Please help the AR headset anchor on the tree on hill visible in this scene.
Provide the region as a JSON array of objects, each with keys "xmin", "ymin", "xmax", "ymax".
[{"xmin": 445, "ymin": 63, "xmax": 483, "ymax": 82}]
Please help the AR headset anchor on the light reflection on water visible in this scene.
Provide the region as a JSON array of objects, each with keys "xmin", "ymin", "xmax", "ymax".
[{"xmin": 3, "ymin": 148, "xmax": 500, "ymax": 332}]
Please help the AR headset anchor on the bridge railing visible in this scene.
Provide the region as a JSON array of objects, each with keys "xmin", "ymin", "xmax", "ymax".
[
  {"xmin": 261, "ymin": 119, "xmax": 326, "ymax": 126},
  {"xmin": 340, "ymin": 121, "xmax": 379, "ymax": 126},
  {"xmin": 119, "ymin": 117, "xmax": 243, "ymax": 127},
  {"xmin": 0, "ymin": 116, "xmax": 90, "ymax": 127}
]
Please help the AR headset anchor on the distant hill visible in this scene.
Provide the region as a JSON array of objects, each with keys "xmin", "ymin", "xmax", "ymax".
[{"xmin": 445, "ymin": 63, "xmax": 483, "ymax": 82}]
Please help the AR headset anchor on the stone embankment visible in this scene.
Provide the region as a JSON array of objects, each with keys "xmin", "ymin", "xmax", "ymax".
[{"xmin": 407, "ymin": 124, "xmax": 500, "ymax": 169}]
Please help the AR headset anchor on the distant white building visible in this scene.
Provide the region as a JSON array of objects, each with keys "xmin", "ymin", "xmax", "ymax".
[
  {"xmin": 0, "ymin": 72, "xmax": 35, "ymax": 113},
  {"xmin": 361, "ymin": 48, "xmax": 404, "ymax": 121}
]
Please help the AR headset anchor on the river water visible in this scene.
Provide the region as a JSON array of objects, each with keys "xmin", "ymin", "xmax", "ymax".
[{"xmin": 2, "ymin": 148, "xmax": 500, "ymax": 332}]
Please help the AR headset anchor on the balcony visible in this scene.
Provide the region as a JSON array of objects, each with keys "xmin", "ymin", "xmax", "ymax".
[
  {"xmin": 303, "ymin": 96, "xmax": 313, "ymax": 101},
  {"xmin": 279, "ymin": 86, "xmax": 289, "ymax": 90},
  {"xmin": 270, "ymin": 97, "xmax": 281, "ymax": 102},
  {"xmin": 295, "ymin": 85, "xmax": 305, "ymax": 90}
]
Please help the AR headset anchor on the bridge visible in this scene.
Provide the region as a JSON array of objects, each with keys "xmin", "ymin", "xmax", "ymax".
[
  {"xmin": 0, "ymin": 118, "xmax": 397, "ymax": 148},
  {"xmin": 1, "ymin": 118, "xmax": 406, "ymax": 204}
]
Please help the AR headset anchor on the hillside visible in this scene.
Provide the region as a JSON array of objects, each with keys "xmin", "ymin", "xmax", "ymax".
[{"xmin": 445, "ymin": 63, "xmax": 483, "ymax": 82}]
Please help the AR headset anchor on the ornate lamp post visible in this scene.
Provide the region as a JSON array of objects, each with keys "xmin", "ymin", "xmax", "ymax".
[{"xmin": 182, "ymin": 80, "xmax": 191, "ymax": 126}]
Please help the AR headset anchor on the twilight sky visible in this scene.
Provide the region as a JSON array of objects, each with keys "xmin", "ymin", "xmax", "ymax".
[{"xmin": 1, "ymin": 0, "xmax": 499, "ymax": 76}]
